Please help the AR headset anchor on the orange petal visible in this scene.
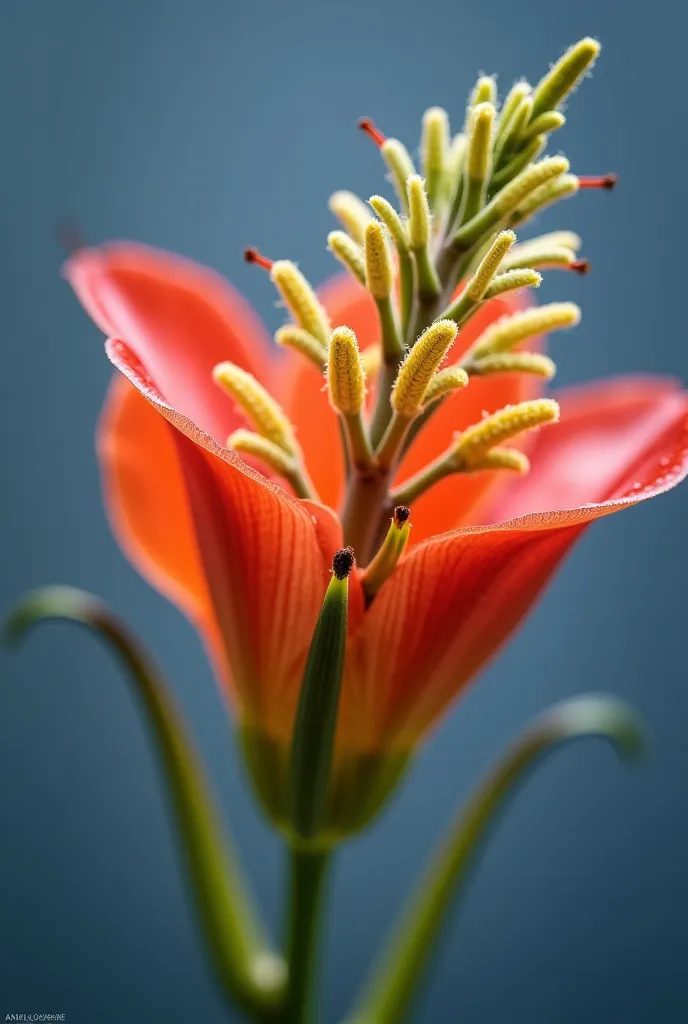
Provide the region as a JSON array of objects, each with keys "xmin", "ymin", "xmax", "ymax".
[
  {"xmin": 279, "ymin": 274, "xmax": 378, "ymax": 509},
  {"xmin": 104, "ymin": 338, "xmax": 346, "ymax": 742},
  {"xmin": 395, "ymin": 289, "xmax": 542, "ymax": 544},
  {"xmin": 66, "ymin": 242, "xmax": 274, "ymax": 444},
  {"xmin": 348, "ymin": 378, "xmax": 688, "ymax": 752}
]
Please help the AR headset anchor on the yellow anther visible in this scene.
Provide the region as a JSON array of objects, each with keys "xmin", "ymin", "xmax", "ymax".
[
  {"xmin": 494, "ymin": 156, "xmax": 570, "ymax": 217},
  {"xmin": 484, "ymin": 268, "xmax": 542, "ymax": 299},
  {"xmin": 453, "ymin": 156, "xmax": 570, "ymax": 250},
  {"xmin": 466, "ymin": 102, "xmax": 495, "ymax": 182},
  {"xmin": 381, "ymin": 138, "xmax": 416, "ymax": 211},
  {"xmin": 421, "ymin": 107, "xmax": 450, "ymax": 208},
  {"xmin": 501, "ymin": 242, "xmax": 577, "ymax": 272},
  {"xmin": 270, "ymin": 260, "xmax": 330, "ymax": 346},
  {"xmin": 467, "ymin": 75, "xmax": 497, "ymax": 120},
  {"xmin": 327, "ymin": 326, "xmax": 367, "ymax": 416},
  {"xmin": 361, "ymin": 344, "xmax": 382, "ymax": 378},
  {"xmin": 392, "ymin": 319, "xmax": 458, "ymax": 417},
  {"xmin": 364, "ymin": 220, "xmax": 394, "ymax": 300},
  {"xmin": 368, "ymin": 195, "xmax": 409, "ymax": 253},
  {"xmin": 512, "ymin": 173, "xmax": 579, "ymax": 224},
  {"xmin": 227, "ymin": 429, "xmax": 296, "ymax": 479},
  {"xmin": 328, "ymin": 190, "xmax": 373, "ymax": 245},
  {"xmin": 470, "ymin": 301, "xmax": 581, "ymax": 359},
  {"xmin": 422, "ymin": 365, "xmax": 469, "ymax": 405},
  {"xmin": 531, "ymin": 37, "xmax": 601, "ymax": 119},
  {"xmin": 468, "ymin": 447, "xmax": 531, "ymax": 474},
  {"xmin": 213, "ymin": 363, "xmax": 296, "ymax": 453},
  {"xmin": 407, "ymin": 175, "xmax": 432, "ymax": 250},
  {"xmin": 452, "ymin": 398, "xmax": 559, "ymax": 466},
  {"xmin": 275, "ymin": 325, "xmax": 326, "ymax": 369},
  {"xmin": 495, "ymin": 81, "xmax": 531, "ymax": 141},
  {"xmin": 466, "ymin": 230, "xmax": 517, "ymax": 301},
  {"xmin": 525, "ymin": 230, "xmax": 582, "ymax": 252},
  {"xmin": 227, "ymin": 430, "xmax": 315, "ymax": 500},
  {"xmin": 469, "ymin": 351, "xmax": 556, "ymax": 378},
  {"xmin": 519, "ymin": 110, "xmax": 566, "ymax": 143},
  {"xmin": 328, "ymin": 231, "xmax": 366, "ymax": 285}
]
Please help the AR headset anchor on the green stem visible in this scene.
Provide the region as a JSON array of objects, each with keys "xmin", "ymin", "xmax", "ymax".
[
  {"xmin": 340, "ymin": 468, "xmax": 391, "ymax": 565},
  {"xmin": 344, "ymin": 696, "xmax": 645, "ymax": 1024},
  {"xmin": 282, "ymin": 848, "xmax": 331, "ymax": 1024}
]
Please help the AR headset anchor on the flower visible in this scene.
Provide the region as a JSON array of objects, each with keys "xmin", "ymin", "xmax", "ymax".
[
  {"xmin": 65, "ymin": 241, "xmax": 688, "ymax": 835},
  {"xmin": 64, "ymin": 45, "xmax": 688, "ymax": 836}
]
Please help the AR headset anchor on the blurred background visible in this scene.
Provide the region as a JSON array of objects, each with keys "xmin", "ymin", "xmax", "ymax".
[{"xmin": 1, "ymin": 1, "xmax": 685, "ymax": 1021}]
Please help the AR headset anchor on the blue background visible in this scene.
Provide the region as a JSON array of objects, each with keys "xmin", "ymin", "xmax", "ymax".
[{"xmin": 1, "ymin": 1, "xmax": 686, "ymax": 1021}]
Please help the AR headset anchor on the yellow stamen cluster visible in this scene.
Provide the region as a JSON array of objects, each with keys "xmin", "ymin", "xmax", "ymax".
[
  {"xmin": 469, "ymin": 448, "xmax": 531, "ymax": 473},
  {"xmin": 227, "ymin": 429, "xmax": 296, "ymax": 479},
  {"xmin": 407, "ymin": 176, "xmax": 432, "ymax": 251},
  {"xmin": 469, "ymin": 352, "xmax": 557, "ymax": 379},
  {"xmin": 368, "ymin": 195, "xmax": 409, "ymax": 253},
  {"xmin": 465, "ymin": 230, "xmax": 516, "ymax": 301}
]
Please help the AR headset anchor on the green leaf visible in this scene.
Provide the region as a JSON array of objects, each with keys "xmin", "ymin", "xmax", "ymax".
[
  {"xmin": 4, "ymin": 586, "xmax": 286, "ymax": 1018},
  {"xmin": 345, "ymin": 694, "xmax": 646, "ymax": 1024}
]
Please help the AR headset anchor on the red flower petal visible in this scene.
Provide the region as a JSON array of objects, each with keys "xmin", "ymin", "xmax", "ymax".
[
  {"xmin": 66, "ymin": 243, "xmax": 273, "ymax": 444},
  {"xmin": 349, "ymin": 378, "xmax": 688, "ymax": 750},
  {"xmin": 103, "ymin": 338, "xmax": 355, "ymax": 742}
]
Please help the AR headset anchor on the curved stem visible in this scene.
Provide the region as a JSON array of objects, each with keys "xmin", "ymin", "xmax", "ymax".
[
  {"xmin": 345, "ymin": 695, "xmax": 645, "ymax": 1024},
  {"xmin": 282, "ymin": 848, "xmax": 331, "ymax": 1024}
]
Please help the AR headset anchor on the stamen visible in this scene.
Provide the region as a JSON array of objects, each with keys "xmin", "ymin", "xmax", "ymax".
[
  {"xmin": 392, "ymin": 320, "xmax": 458, "ymax": 417},
  {"xmin": 577, "ymin": 174, "xmax": 617, "ymax": 190},
  {"xmin": 368, "ymin": 196, "xmax": 409, "ymax": 253},
  {"xmin": 327, "ymin": 327, "xmax": 367, "ymax": 416},
  {"xmin": 469, "ymin": 448, "xmax": 530, "ymax": 473},
  {"xmin": 329, "ymin": 191, "xmax": 373, "ymax": 246},
  {"xmin": 228, "ymin": 430, "xmax": 316, "ymax": 501},
  {"xmin": 275, "ymin": 326, "xmax": 326, "ymax": 369},
  {"xmin": 421, "ymin": 107, "xmax": 450, "ymax": 210},
  {"xmin": 213, "ymin": 362, "xmax": 296, "ymax": 453},
  {"xmin": 328, "ymin": 231, "xmax": 366, "ymax": 286},
  {"xmin": 381, "ymin": 138, "xmax": 417, "ymax": 213},
  {"xmin": 452, "ymin": 398, "xmax": 559, "ymax": 467},
  {"xmin": 364, "ymin": 220, "xmax": 394, "ymax": 300},
  {"xmin": 332, "ymin": 546, "xmax": 356, "ymax": 579},
  {"xmin": 530, "ymin": 37, "xmax": 600, "ymax": 120},
  {"xmin": 361, "ymin": 345, "xmax": 382, "ymax": 378},
  {"xmin": 244, "ymin": 246, "xmax": 273, "ymax": 271},
  {"xmin": 422, "ymin": 366, "xmax": 469, "ymax": 406},
  {"xmin": 483, "ymin": 268, "xmax": 542, "ymax": 300},
  {"xmin": 466, "ymin": 230, "xmax": 517, "ymax": 302},
  {"xmin": 502, "ymin": 240, "xmax": 579, "ymax": 273},
  {"xmin": 519, "ymin": 110, "xmax": 566, "ymax": 144},
  {"xmin": 270, "ymin": 260, "xmax": 331, "ymax": 345},
  {"xmin": 361, "ymin": 507, "xmax": 412, "ymax": 601},
  {"xmin": 467, "ymin": 302, "xmax": 580, "ymax": 361},
  {"xmin": 494, "ymin": 81, "xmax": 531, "ymax": 144},
  {"xmin": 469, "ymin": 351, "xmax": 557, "ymax": 379},
  {"xmin": 452, "ymin": 156, "xmax": 569, "ymax": 250},
  {"xmin": 511, "ymin": 173, "xmax": 580, "ymax": 225},
  {"xmin": 407, "ymin": 176, "xmax": 442, "ymax": 300},
  {"xmin": 459, "ymin": 102, "xmax": 495, "ymax": 226},
  {"xmin": 358, "ymin": 116, "xmax": 387, "ymax": 147}
]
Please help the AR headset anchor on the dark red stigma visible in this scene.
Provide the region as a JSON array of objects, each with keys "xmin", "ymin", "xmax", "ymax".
[
  {"xmin": 332, "ymin": 546, "xmax": 356, "ymax": 580},
  {"xmin": 358, "ymin": 117, "xmax": 387, "ymax": 147},
  {"xmin": 570, "ymin": 259, "xmax": 591, "ymax": 275},
  {"xmin": 244, "ymin": 247, "xmax": 274, "ymax": 271},
  {"xmin": 578, "ymin": 174, "xmax": 617, "ymax": 190},
  {"xmin": 393, "ymin": 505, "xmax": 411, "ymax": 527}
]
